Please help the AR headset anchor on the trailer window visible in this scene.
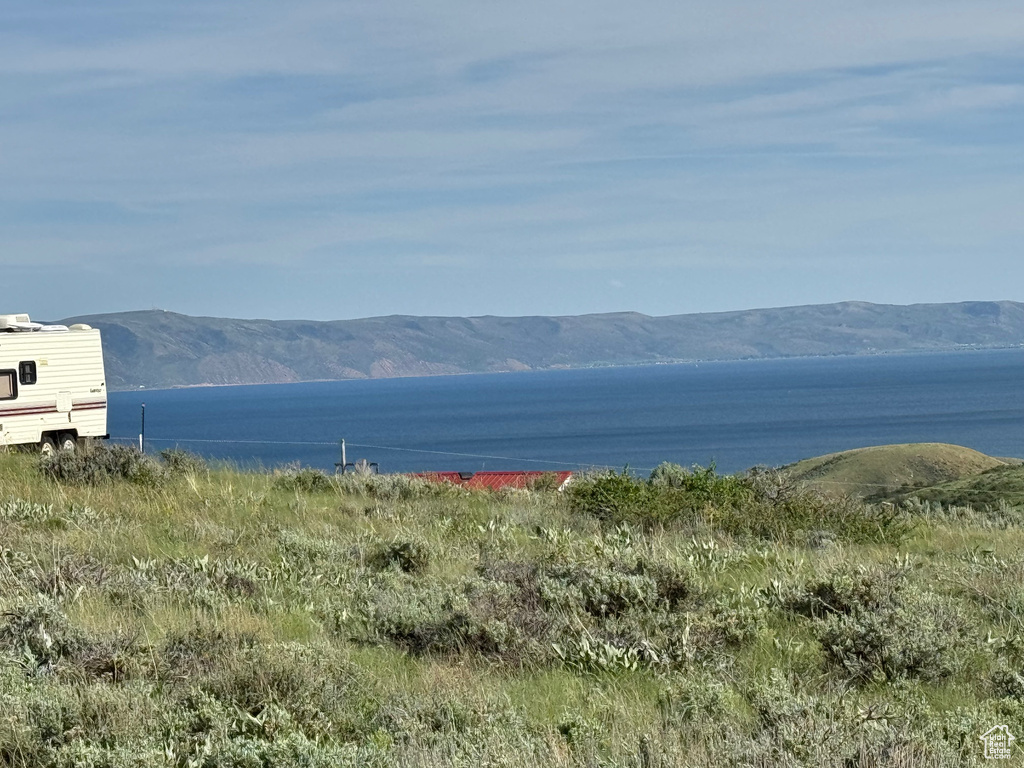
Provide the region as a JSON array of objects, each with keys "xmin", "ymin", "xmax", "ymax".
[
  {"xmin": 0, "ymin": 371, "xmax": 15, "ymax": 400},
  {"xmin": 19, "ymin": 361, "xmax": 37, "ymax": 385}
]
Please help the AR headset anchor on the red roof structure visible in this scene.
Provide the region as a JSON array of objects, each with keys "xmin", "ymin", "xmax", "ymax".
[{"xmin": 414, "ymin": 470, "xmax": 573, "ymax": 491}]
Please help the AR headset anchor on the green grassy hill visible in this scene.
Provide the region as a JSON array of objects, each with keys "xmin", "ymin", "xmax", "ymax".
[
  {"xmin": 783, "ymin": 442, "xmax": 1009, "ymax": 499},
  {"xmin": 892, "ymin": 463, "xmax": 1024, "ymax": 509},
  {"xmin": 0, "ymin": 447, "xmax": 1022, "ymax": 766}
]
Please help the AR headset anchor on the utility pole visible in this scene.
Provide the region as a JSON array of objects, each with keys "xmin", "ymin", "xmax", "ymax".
[
  {"xmin": 139, "ymin": 403, "xmax": 146, "ymax": 453},
  {"xmin": 336, "ymin": 438, "xmax": 348, "ymax": 474}
]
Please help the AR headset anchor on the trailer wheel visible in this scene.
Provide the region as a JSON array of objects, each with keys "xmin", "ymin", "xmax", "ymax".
[
  {"xmin": 39, "ymin": 437, "xmax": 57, "ymax": 457},
  {"xmin": 58, "ymin": 433, "xmax": 77, "ymax": 452}
]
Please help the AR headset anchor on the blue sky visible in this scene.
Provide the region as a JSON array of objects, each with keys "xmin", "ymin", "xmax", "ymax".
[{"xmin": 3, "ymin": 1, "xmax": 1023, "ymax": 321}]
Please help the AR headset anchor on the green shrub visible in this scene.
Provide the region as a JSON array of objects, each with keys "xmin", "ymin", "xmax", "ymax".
[
  {"xmin": 817, "ymin": 589, "xmax": 970, "ymax": 682},
  {"xmin": 361, "ymin": 579, "xmax": 518, "ymax": 658},
  {"xmin": 552, "ymin": 631, "xmax": 661, "ymax": 673},
  {"xmin": 786, "ymin": 562, "xmax": 910, "ymax": 619},
  {"xmin": 38, "ymin": 444, "xmax": 164, "ymax": 486},
  {"xmin": 527, "ymin": 472, "xmax": 562, "ymax": 492},
  {"xmin": 540, "ymin": 564, "xmax": 658, "ymax": 618},
  {"xmin": 649, "ymin": 462, "xmax": 751, "ymax": 509},
  {"xmin": 729, "ymin": 468, "xmax": 913, "ymax": 544},
  {"xmin": 70, "ymin": 631, "xmax": 142, "ymax": 683},
  {"xmin": 273, "ymin": 466, "xmax": 334, "ymax": 493},
  {"xmin": 369, "ymin": 538, "xmax": 430, "ymax": 574},
  {"xmin": 158, "ymin": 625, "xmax": 259, "ymax": 682},
  {"xmin": 159, "ymin": 448, "xmax": 207, "ymax": 476},
  {"xmin": 34, "ymin": 551, "xmax": 109, "ymax": 599},
  {"xmin": 0, "ymin": 599, "xmax": 84, "ymax": 669},
  {"xmin": 335, "ymin": 472, "xmax": 445, "ymax": 501},
  {"xmin": 0, "ymin": 599, "xmax": 142, "ymax": 682},
  {"xmin": 0, "ymin": 498, "xmax": 57, "ymax": 524},
  {"xmin": 991, "ymin": 661, "xmax": 1024, "ymax": 701},
  {"xmin": 789, "ymin": 564, "xmax": 973, "ymax": 683},
  {"xmin": 569, "ymin": 465, "xmax": 910, "ymax": 543},
  {"xmin": 657, "ymin": 672, "xmax": 734, "ymax": 726},
  {"xmin": 564, "ymin": 471, "xmax": 672, "ymax": 526},
  {"xmin": 37, "ymin": 448, "xmax": 105, "ymax": 485}
]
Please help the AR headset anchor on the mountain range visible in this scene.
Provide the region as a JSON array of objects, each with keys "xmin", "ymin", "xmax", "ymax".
[{"xmin": 61, "ymin": 300, "xmax": 1024, "ymax": 390}]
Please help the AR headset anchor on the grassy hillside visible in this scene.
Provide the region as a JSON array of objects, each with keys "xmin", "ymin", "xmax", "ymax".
[
  {"xmin": 62, "ymin": 300, "xmax": 1024, "ymax": 389},
  {"xmin": 0, "ymin": 447, "xmax": 1022, "ymax": 766},
  {"xmin": 894, "ymin": 463, "xmax": 1024, "ymax": 510},
  {"xmin": 783, "ymin": 442, "xmax": 1009, "ymax": 499}
]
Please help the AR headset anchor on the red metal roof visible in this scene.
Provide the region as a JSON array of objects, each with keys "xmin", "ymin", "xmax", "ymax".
[{"xmin": 414, "ymin": 470, "xmax": 573, "ymax": 491}]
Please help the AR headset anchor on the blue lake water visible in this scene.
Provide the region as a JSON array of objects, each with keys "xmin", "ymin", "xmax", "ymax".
[{"xmin": 108, "ymin": 350, "xmax": 1024, "ymax": 474}]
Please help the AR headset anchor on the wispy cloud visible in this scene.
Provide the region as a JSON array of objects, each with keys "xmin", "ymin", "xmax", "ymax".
[{"xmin": 2, "ymin": 1, "xmax": 1023, "ymax": 319}]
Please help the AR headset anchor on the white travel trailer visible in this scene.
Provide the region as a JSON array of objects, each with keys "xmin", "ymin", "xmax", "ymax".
[{"xmin": 0, "ymin": 314, "xmax": 108, "ymax": 453}]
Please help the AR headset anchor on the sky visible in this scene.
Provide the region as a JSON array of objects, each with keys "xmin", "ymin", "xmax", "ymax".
[{"xmin": 3, "ymin": 1, "xmax": 1024, "ymax": 322}]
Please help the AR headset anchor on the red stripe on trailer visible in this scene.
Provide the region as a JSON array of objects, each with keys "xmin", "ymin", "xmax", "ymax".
[
  {"xmin": 0, "ymin": 401, "xmax": 106, "ymax": 417},
  {"xmin": 0, "ymin": 405, "xmax": 57, "ymax": 416}
]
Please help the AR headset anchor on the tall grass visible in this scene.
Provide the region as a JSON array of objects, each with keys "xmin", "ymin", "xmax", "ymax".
[{"xmin": 0, "ymin": 450, "xmax": 1020, "ymax": 766}]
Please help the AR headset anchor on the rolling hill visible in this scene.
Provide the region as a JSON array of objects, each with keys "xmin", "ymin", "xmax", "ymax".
[
  {"xmin": 60, "ymin": 300, "xmax": 1024, "ymax": 390},
  {"xmin": 783, "ymin": 442, "xmax": 1010, "ymax": 499}
]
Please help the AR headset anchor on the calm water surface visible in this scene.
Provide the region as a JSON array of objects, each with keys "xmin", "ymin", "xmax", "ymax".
[{"xmin": 108, "ymin": 350, "xmax": 1024, "ymax": 474}]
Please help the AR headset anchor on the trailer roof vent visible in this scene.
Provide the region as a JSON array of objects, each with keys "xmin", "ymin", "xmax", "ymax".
[{"xmin": 0, "ymin": 314, "xmax": 43, "ymax": 332}]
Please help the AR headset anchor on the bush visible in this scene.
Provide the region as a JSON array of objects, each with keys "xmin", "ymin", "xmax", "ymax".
[
  {"xmin": 649, "ymin": 462, "xmax": 751, "ymax": 509},
  {"xmin": 564, "ymin": 471, "xmax": 673, "ymax": 526},
  {"xmin": 726, "ymin": 467, "xmax": 913, "ymax": 544},
  {"xmin": 38, "ymin": 444, "xmax": 164, "ymax": 487},
  {"xmin": 369, "ymin": 538, "xmax": 431, "ymax": 574},
  {"xmin": 159, "ymin": 448, "xmax": 207, "ymax": 476},
  {"xmin": 361, "ymin": 579, "xmax": 521, "ymax": 659},
  {"xmin": 786, "ymin": 562, "xmax": 911, "ymax": 619},
  {"xmin": 0, "ymin": 599, "xmax": 84, "ymax": 669},
  {"xmin": 527, "ymin": 472, "xmax": 562, "ymax": 492},
  {"xmin": 273, "ymin": 466, "xmax": 334, "ymax": 493},
  {"xmin": 789, "ymin": 564, "xmax": 973, "ymax": 683},
  {"xmin": 0, "ymin": 599, "xmax": 142, "ymax": 682},
  {"xmin": 817, "ymin": 589, "xmax": 970, "ymax": 682},
  {"xmin": 540, "ymin": 564, "xmax": 658, "ymax": 618},
  {"xmin": 335, "ymin": 473, "xmax": 444, "ymax": 501},
  {"xmin": 568, "ymin": 465, "xmax": 910, "ymax": 544},
  {"xmin": 991, "ymin": 662, "xmax": 1024, "ymax": 701}
]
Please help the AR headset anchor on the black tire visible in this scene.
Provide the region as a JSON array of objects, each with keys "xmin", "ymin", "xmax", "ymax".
[
  {"xmin": 58, "ymin": 433, "xmax": 77, "ymax": 452},
  {"xmin": 39, "ymin": 436, "xmax": 57, "ymax": 456}
]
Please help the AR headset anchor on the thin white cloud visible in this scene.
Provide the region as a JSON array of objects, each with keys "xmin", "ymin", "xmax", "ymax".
[{"xmin": 2, "ymin": 0, "xmax": 1024, "ymax": 319}]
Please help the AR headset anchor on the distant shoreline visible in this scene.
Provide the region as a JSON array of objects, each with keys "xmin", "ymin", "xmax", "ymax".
[{"xmin": 109, "ymin": 344, "xmax": 1024, "ymax": 394}]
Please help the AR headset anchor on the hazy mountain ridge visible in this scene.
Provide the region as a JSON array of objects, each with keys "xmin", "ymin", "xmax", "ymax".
[{"xmin": 62, "ymin": 300, "xmax": 1024, "ymax": 390}]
